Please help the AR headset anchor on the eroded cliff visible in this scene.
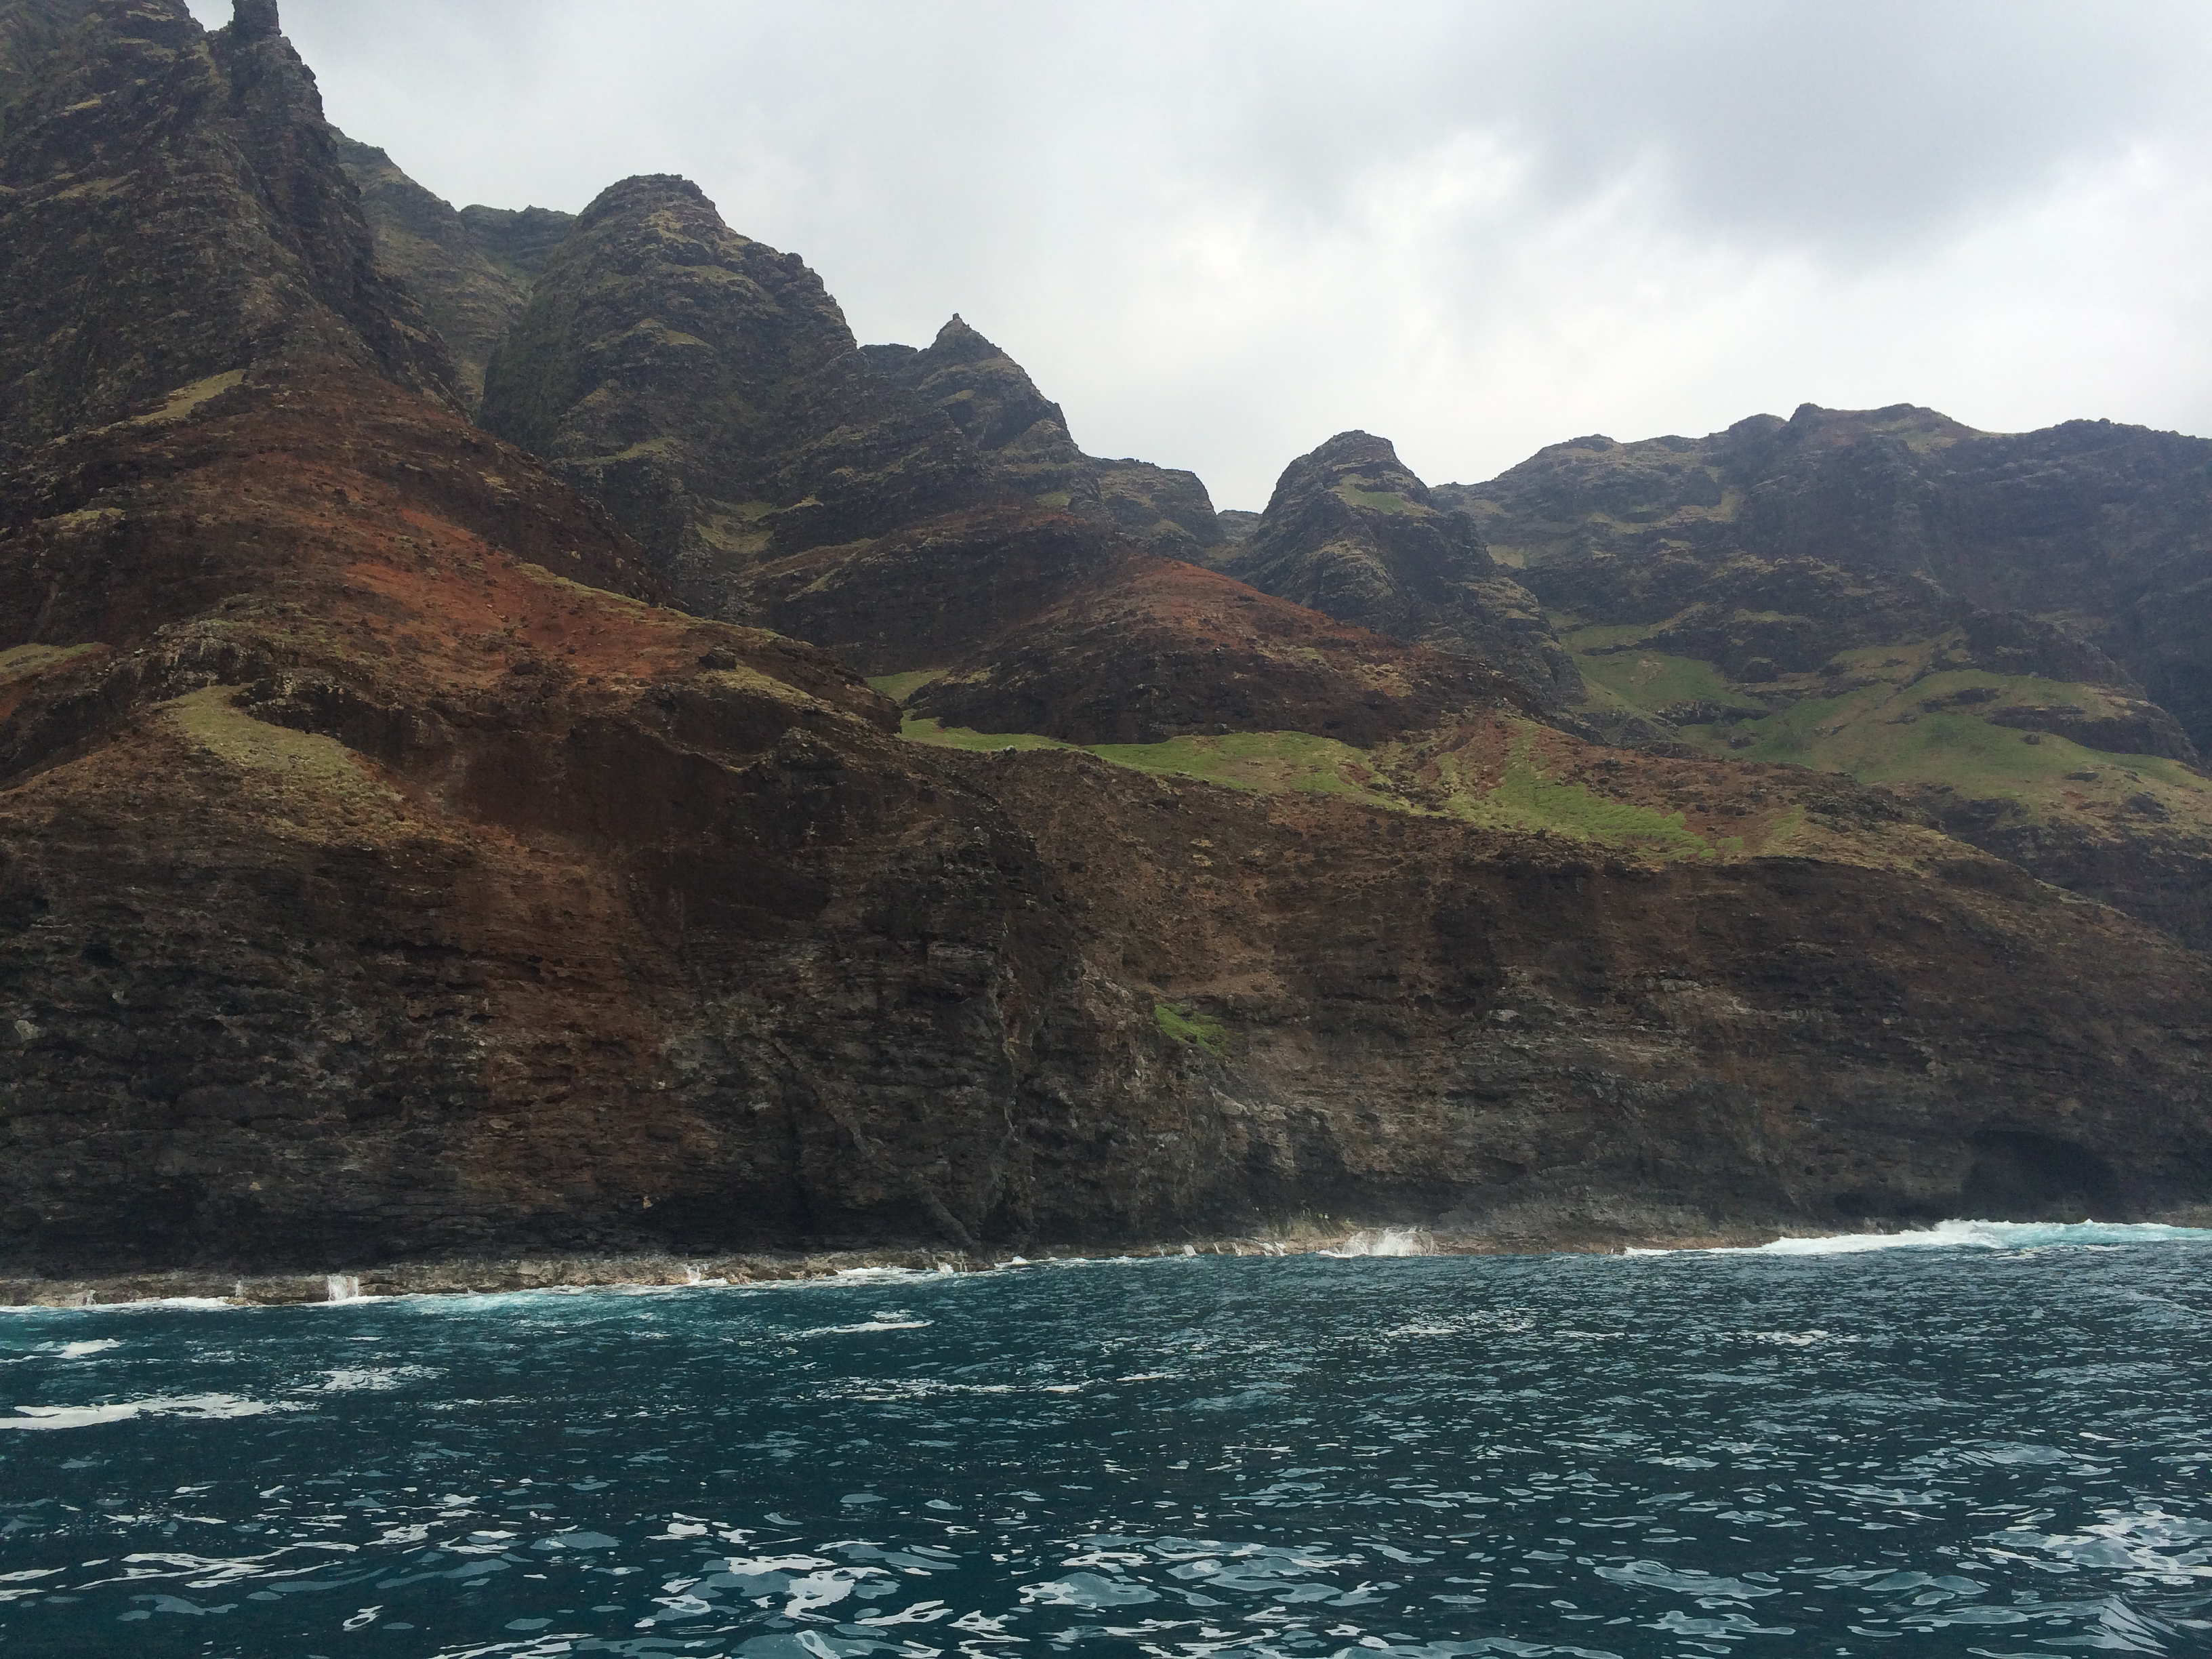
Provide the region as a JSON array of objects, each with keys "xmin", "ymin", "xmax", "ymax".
[{"xmin": 2, "ymin": 0, "xmax": 2209, "ymax": 1288}]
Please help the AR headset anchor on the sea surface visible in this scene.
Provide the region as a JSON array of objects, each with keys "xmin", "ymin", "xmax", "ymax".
[{"xmin": 3, "ymin": 1221, "xmax": 2211, "ymax": 1658}]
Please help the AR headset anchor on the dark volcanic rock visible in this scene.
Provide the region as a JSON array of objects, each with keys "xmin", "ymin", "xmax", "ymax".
[
  {"xmin": 481, "ymin": 173, "xmax": 994, "ymax": 600},
  {"xmin": 478, "ymin": 180, "xmax": 1512, "ymax": 747},
  {"xmin": 1532, "ymin": 548, "xmax": 1966, "ymax": 680},
  {"xmin": 1223, "ymin": 432, "xmax": 1583, "ymax": 708},
  {"xmin": 867, "ymin": 315, "xmax": 1227, "ymax": 559},
  {"xmin": 0, "ymin": 364, "xmax": 1247, "ymax": 1271},
  {"xmin": 0, "ymin": 0, "xmax": 455, "ymax": 459},
  {"xmin": 1454, "ymin": 401, "xmax": 2212, "ymax": 751},
  {"xmin": 333, "ymin": 134, "xmax": 573, "ymax": 409},
  {"xmin": 972, "ymin": 745, "xmax": 2212, "ymax": 1235},
  {"xmin": 4, "ymin": 2, "xmax": 2211, "ymax": 1284},
  {"xmin": 907, "ymin": 551, "xmax": 1530, "ymax": 746}
]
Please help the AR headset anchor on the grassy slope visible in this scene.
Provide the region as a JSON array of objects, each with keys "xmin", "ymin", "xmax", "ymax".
[{"xmin": 1566, "ymin": 626, "xmax": 2212, "ymax": 836}]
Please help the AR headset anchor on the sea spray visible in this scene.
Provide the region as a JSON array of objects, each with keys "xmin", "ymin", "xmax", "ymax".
[{"xmin": 1326, "ymin": 1225, "xmax": 1435, "ymax": 1256}]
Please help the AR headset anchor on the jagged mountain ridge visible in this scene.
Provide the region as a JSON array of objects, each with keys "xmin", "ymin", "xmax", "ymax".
[
  {"xmin": 1439, "ymin": 403, "xmax": 2212, "ymax": 951},
  {"xmin": 1445, "ymin": 401, "xmax": 2212, "ymax": 750},
  {"xmin": 332, "ymin": 133, "xmax": 573, "ymax": 409},
  {"xmin": 864, "ymin": 316, "xmax": 1227, "ymax": 560},
  {"xmin": 1216, "ymin": 430, "xmax": 1584, "ymax": 710},
  {"xmin": 3, "ymin": 0, "xmax": 2211, "ymax": 1285},
  {"xmin": 0, "ymin": 0, "xmax": 455, "ymax": 464},
  {"xmin": 472, "ymin": 169, "xmax": 1536, "ymax": 743}
]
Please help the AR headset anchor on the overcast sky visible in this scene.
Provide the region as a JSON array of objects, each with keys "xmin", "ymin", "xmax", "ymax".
[{"xmin": 188, "ymin": 0, "xmax": 2212, "ymax": 508}]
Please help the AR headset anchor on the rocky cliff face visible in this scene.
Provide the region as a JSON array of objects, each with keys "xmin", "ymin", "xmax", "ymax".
[
  {"xmin": 333, "ymin": 134, "xmax": 573, "ymax": 409},
  {"xmin": 480, "ymin": 174, "xmax": 995, "ymax": 599},
  {"xmin": 476, "ymin": 171, "xmax": 1524, "ymax": 748},
  {"xmin": 0, "ymin": 0, "xmax": 454, "ymax": 464},
  {"xmin": 866, "ymin": 316, "xmax": 1227, "ymax": 560},
  {"xmin": 1449, "ymin": 405, "xmax": 2212, "ymax": 953},
  {"xmin": 0, "ymin": 366, "xmax": 1251, "ymax": 1269},
  {"xmin": 6, "ymin": 365, "xmax": 2205, "ymax": 1271},
  {"xmin": 3, "ymin": 0, "xmax": 2211, "ymax": 1285},
  {"xmin": 1450, "ymin": 402, "xmax": 2212, "ymax": 751},
  {"xmin": 971, "ymin": 744, "xmax": 2212, "ymax": 1235},
  {"xmin": 1221, "ymin": 432, "xmax": 1584, "ymax": 708}
]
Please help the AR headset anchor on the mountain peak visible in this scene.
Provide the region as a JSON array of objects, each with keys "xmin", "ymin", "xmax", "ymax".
[
  {"xmin": 1224, "ymin": 430, "xmax": 1584, "ymax": 707},
  {"xmin": 577, "ymin": 173, "xmax": 716, "ymax": 231},
  {"xmin": 228, "ymin": 0, "xmax": 281, "ymax": 39},
  {"xmin": 1305, "ymin": 429, "xmax": 1404, "ymax": 470},
  {"xmin": 0, "ymin": 0, "xmax": 455, "ymax": 451}
]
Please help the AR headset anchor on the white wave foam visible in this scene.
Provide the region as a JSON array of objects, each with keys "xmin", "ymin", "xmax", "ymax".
[
  {"xmin": 794, "ymin": 1310, "xmax": 933, "ymax": 1336},
  {"xmin": 306, "ymin": 1365, "xmax": 442, "ymax": 1393},
  {"xmin": 1638, "ymin": 1220, "xmax": 2212, "ymax": 1258},
  {"xmin": 0, "ymin": 1297, "xmax": 232, "ymax": 1315},
  {"xmin": 51, "ymin": 1338, "xmax": 123, "ymax": 1359},
  {"xmin": 0, "ymin": 1393, "xmax": 303, "ymax": 1430},
  {"xmin": 1324, "ymin": 1227, "xmax": 1435, "ymax": 1258}
]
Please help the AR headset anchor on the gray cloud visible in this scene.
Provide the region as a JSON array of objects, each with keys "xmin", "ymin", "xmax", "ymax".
[{"xmin": 189, "ymin": 0, "xmax": 2212, "ymax": 506}]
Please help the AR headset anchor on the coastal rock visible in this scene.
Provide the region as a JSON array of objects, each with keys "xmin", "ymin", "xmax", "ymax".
[{"xmin": 3, "ymin": 0, "xmax": 2210, "ymax": 1284}]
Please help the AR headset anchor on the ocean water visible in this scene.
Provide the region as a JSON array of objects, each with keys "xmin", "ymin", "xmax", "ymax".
[{"xmin": 3, "ymin": 1223, "xmax": 2210, "ymax": 1658}]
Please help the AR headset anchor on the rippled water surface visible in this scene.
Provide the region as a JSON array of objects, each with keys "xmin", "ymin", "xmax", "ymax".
[{"xmin": 4, "ymin": 1221, "xmax": 2211, "ymax": 1657}]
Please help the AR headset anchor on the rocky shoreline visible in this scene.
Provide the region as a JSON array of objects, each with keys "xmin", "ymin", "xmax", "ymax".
[{"xmin": 12, "ymin": 1211, "xmax": 2207, "ymax": 1309}]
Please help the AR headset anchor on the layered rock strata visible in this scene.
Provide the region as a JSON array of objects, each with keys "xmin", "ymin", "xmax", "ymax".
[{"xmin": 2, "ymin": 0, "xmax": 2210, "ymax": 1288}]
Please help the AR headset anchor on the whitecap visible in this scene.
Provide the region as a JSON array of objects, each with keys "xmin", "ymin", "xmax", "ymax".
[
  {"xmin": 42, "ymin": 1338, "xmax": 124, "ymax": 1359},
  {"xmin": 792, "ymin": 1313, "xmax": 932, "ymax": 1336},
  {"xmin": 1639, "ymin": 1220, "xmax": 2212, "ymax": 1257},
  {"xmin": 0, "ymin": 1393, "xmax": 303, "ymax": 1430},
  {"xmin": 304, "ymin": 1365, "xmax": 441, "ymax": 1393}
]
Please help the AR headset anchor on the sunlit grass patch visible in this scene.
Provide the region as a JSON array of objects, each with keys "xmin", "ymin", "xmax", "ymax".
[
  {"xmin": 1155, "ymin": 1002, "xmax": 1227, "ymax": 1056},
  {"xmin": 1439, "ymin": 728, "xmax": 1711, "ymax": 860},
  {"xmin": 899, "ymin": 716, "xmax": 1068, "ymax": 752},
  {"xmin": 899, "ymin": 720, "xmax": 1411, "ymax": 804},
  {"xmin": 867, "ymin": 670, "xmax": 948, "ymax": 704}
]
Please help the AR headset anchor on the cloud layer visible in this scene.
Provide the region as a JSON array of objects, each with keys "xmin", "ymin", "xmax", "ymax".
[{"xmin": 190, "ymin": 0, "xmax": 2212, "ymax": 506}]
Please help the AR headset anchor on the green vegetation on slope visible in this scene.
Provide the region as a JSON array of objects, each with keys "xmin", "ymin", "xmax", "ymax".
[
  {"xmin": 899, "ymin": 716, "xmax": 1720, "ymax": 860},
  {"xmin": 1332, "ymin": 483, "xmax": 1419, "ymax": 515},
  {"xmin": 1563, "ymin": 628, "xmax": 2212, "ymax": 831},
  {"xmin": 1155, "ymin": 1002, "xmax": 1227, "ymax": 1056},
  {"xmin": 865, "ymin": 670, "xmax": 948, "ymax": 704},
  {"xmin": 1439, "ymin": 727, "xmax": 1715, "ymax": 859},
  {"xmin": 901, "ymin": 719, "xmax": 1414, "ymax": 804},
  {"xmin": 1570, "ymin": 628, "xmax": 1750, "ymax": 713}
]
